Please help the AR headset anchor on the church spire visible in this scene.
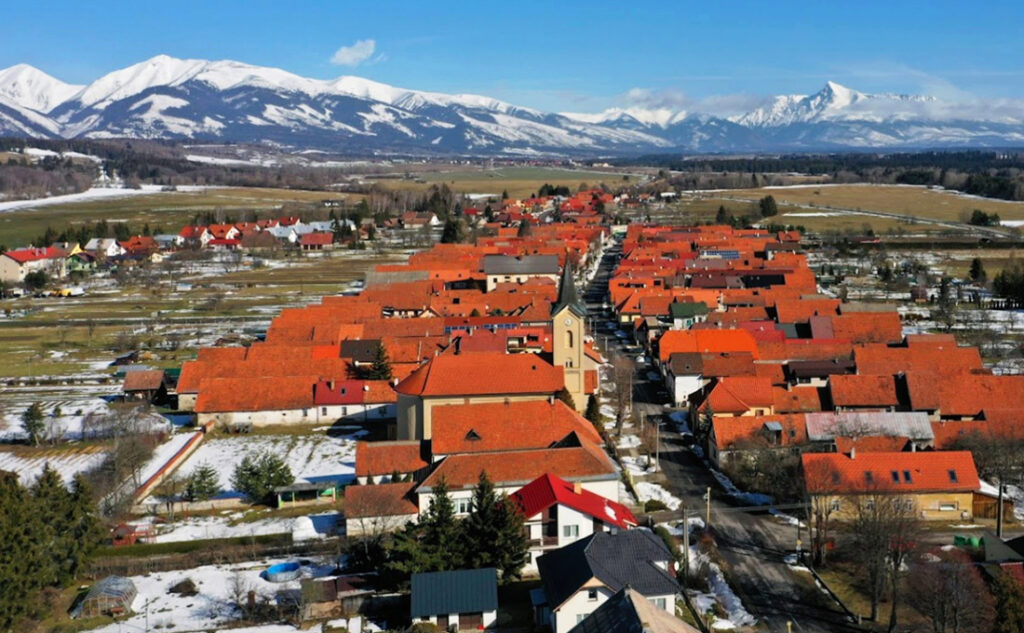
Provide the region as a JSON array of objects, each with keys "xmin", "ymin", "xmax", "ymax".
[{"xmin": 552, "ymin": 259, "xmax": 587, "ymax": 318}]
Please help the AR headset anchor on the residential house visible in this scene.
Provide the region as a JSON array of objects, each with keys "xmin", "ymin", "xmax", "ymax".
[
  {"xmin": 394, "ymin": 351, "xmax": 565, "ymax": 440},
  {"xmin": 411, "ymin": 568, "xmax": 498, "ymax": 631},
  {"xmin": 122, "ymin": 369, "xmax": 168, "ymax": 404},
  {"xmin": 511, "ymin": 473, "xmax": 637, "ymax": 572},
  {"xmin": 670, "ymin": 301, "xmax": 709, "ymax": 330},
  {"xmin": 84, "ymin": 237, "xmax": 126, "ymax": 258},
  {"xmin": 569, "ymin": 587, "xmax": 700, "ymax": 633},
  {"xmin": 535, "ymin": 530, "xmax": 678, "ymax": 633},
  {"xmin": 300, "ymin": 232, "xmax": 335, "ymax": 251},
  {"xmin": 0, "ymin": 246, "xmax": 66, "ymax": 283},
  {"xmin": 153, "ymin": 234, "xmax": 184, "ymax": 250},
  {"xmin": 313, "ymin": 379, "xmax": 397, "ymax": 422},
  {"xmin": 802, "ymin": 450, "xmax": 980, "ymax": 521},
  {"xmin": 178, "ymin": 226, "xmax": 212, "ymax": 247},
  {"xmin": 483, "ymin": 254, "xmax": 560, "ymax": 292}
]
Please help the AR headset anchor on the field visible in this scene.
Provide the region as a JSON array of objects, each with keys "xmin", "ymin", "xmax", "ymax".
[
  {"xmin": 366, "ymin": 164, "xmax": 647, "ymax": 199},
  {"xmin": 0, "ymin": 185, "xmax": 351, "ymax": 246}
]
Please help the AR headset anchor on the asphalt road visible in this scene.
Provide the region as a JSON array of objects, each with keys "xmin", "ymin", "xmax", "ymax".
[{"xmin": 584, "ymin": 237, "xmax": 859, "ymax": 633}]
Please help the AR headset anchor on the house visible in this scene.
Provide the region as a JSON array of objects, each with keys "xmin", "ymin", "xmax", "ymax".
[
  {"xmin": 207, "ymin": 224, "xmax": 241, "ymax": 240},
  {"xmin": 313, "ymin": 379, "xmax": 397, "ymax": 422},
  {"xmin": 0, "ymin": 246, "xmax": 67, "ymax": 282},
  {"xmin": 828, "ymin": 375, "xmax": 899, "ymax": 412},
  {"xmin": 569, "ymin": 587, "xmax": 700, "ymax": 633},
  {"xmin": 267, "ymin": 225, "xmax": 299, "ymax": 243},
  {"xmin": 179, "ymin": 226, "xmax": 212, "ymax": 247},
  {"xmin": 122, "ymin": 369, "xmax": 168, "ymax": 403},
  {"xmin": 154, "ymin": 234, "xmax": 184, "ymax": 250},
  {"xmin": 71, "ymin": 576, "xmax": 137, "ymax": 618},
  {"xmin": 535, "ymin": 530, "xmax": 679, "ymax": 633},
  {"xmin": 84, "ymin": 237, "xmax": 126, "ymax": 258},
  {"xmin": 119, "ymin": 236, "xmax": 158, "ymax": 257},
  {"xmin": 300, "ymin": 232, "xmax": 335, "ymax": 251},
  {"xmin": 670, "ymin": 301, "xmax": 709, "ymax": 330},
  {"xmin": 411, "ymin": 568, "xmax": 498, "ymax": 631},
  {"xmin": 344, "ymin": 481, "xmax": 421, "ymax": 536},
  {"xmin": 394, "ymin": 351, "xmax": 564, "ymax": 440},
  {"xmin": 483, "ymin": 254, "xmax": 560, "ymax": 292},
  {"xmin": 401, "ymin": 211, "xmax": 441, "ymax": 229},
  {"xmin": 665, "ymin": 353, "xmax": 704, "ymax": 406},
  {"xmin": 708, "ymin": 414, "xmax": 807, "ymax": 467},
  {"xmin": 802, "ymin": 450, "xmax": 980, "ymax": 521},
  {"xmin": 511, "ymin": 473, "xmax": 637, "ymax": 571},
  {"xmin": 299, "ymin": 575, "xmax": 373, "ymax": 621}
]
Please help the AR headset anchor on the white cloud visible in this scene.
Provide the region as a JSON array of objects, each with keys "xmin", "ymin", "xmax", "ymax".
[{"xmin": 330, "ymin": 39, "xmax": 378, "ymax": 67}]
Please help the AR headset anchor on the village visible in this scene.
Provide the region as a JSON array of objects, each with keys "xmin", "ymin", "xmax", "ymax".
[{"xmin": 2, "ymin": 187, "xmax": 1024, "ymax": 633}]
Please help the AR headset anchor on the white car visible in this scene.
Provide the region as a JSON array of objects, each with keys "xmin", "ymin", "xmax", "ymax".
[{"xmin": 636, "ymin": 355, "xmax": 648, "ymax": 366}]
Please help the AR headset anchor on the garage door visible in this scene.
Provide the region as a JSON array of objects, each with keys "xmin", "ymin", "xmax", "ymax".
[{"xmin": 459, "ymin": 612, "xmax": 482, "ymax": 629}]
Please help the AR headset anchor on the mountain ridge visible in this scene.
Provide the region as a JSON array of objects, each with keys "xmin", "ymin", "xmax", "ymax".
[{"xmin": 1, "ymin": 55, "xmax": 1022, "ymax": 155}]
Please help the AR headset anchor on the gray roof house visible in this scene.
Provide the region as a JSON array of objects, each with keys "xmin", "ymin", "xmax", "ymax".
[
  {"xmin": 483, "ymin": 254, "xmax": 560, "ymax": 276},
  {"xmin": 411, "ymin": 567, "xmax": 498, "ymax": 631},
  {"xmin": 536, "ymin": 530, "xmax": 679, "ymax": 633},
  {"xmin": 568, "ymin": 587, "xmax": 699, "ymax": 633}
]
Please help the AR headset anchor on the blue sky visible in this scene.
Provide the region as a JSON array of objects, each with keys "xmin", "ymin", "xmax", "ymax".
[{"xmin": 3, "ymin": 0, "xmax": 1023, "ymax": 113}]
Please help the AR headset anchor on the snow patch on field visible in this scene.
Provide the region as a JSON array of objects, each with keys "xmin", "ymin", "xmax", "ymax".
[
  {"xmin": 635, "ymin": 482, "xmax": 681, "ymax": 510},
  {"xmin": 616, "ymin": 434, "xmax": 641, "ymax": 449},
  {"xmin": 151, "ymin": 511, "xmax": 340, "ymax": 543},
  {"xmin": 0, "ymin": 447, "xmax": 108, "ymax": 485},
  {"xmin": 689, "ymin": 545, "xmax": 757, "ymax": 629},
  {"xmin": 622, "ymin": 455, "xmax": 659, "ymax": 475},
  {"xmin": 176, "ymin": 433, "xmax": 360, "ymax": 498},
  {"xmin": 0, "ymin": 183, "xmax": 214, "ymax": 212}
]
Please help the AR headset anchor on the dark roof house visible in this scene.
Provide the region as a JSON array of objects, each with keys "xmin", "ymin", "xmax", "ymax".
[
  {"xmin": 569, "ymin": 587, "xmax": 700, "ymax": 633},
  {"xmin": 411, "ymin": 567, "xmax": 498, "ymax": 628}
]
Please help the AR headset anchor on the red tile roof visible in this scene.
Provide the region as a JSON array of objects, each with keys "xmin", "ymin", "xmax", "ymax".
[
  {"xmin": 194, "ymin": 375, "xmax": 316, "ymax": 412},
  {"xmin": 658, "ymin": 329, "xmax": 760, "ymax": 363},
  {"xmin": 431, "ymin": 400, "xmax": 602, "ymax": 456},
  {"xmin": 300, "ymin": 232, "xmax": 335, "ymax": 246},
  {"xmin": 419, "ymin": 443, "xmax": 617, "ymax": 491},
  {"xmin": 828, "ymin": 374, "xmax": 898, "ymax": 408},
  {"xmin": 802, "ymin": 451, "xmax": 979, "ymax": 494},
  {"xmin": 122, "ymin": 370, "xmax": 165, "ymax": 392},
  {"xmin": 344, "ymin": 482, "xmax": 419, "ymax": 518},
  {"xmin": 3, "ymin": 246, "xmax": 63, "ymax": 263},
  {"xmin": 703, "ymin": 376, "xmax": 775, "ymax": 414},
  {"xmin": 511, "ymin": 473, "xmax": 636, "ymax": 530},
  {"xmin": 355, "ymin": 441, "xmax": 429, "ymax": 477},
  {"xmin": 395, "ymin": 352, "xmax": 564, "ymax": 397},
  {"xmin": 712, "ymin": 414, "xmax": 807, "ymax": 451}
]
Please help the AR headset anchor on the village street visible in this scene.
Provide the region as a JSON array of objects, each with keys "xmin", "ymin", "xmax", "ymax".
[{"xmin": 584, "ymin": 236, "xmax": 860, "ymax": 633}]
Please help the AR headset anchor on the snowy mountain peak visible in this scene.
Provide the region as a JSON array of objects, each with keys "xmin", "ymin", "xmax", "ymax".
[
  {"xmin": 0, "ymin": 64, "xmax": 83, "ymax": 113},
  {"xmin": 560, "ymin": 107, "xmax": 688, "ymax": 128}
]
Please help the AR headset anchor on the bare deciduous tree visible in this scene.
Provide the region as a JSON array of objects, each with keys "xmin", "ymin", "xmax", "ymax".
[{"xmin": 908, "ymin": 547, "xmax": 995, "ymax": 633}]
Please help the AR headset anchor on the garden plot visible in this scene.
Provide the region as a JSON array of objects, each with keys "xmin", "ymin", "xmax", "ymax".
[
  {"xmin": 0, "ymin": 395, "xmax": 168, "ymax": 442},
  {"xmin": 151, "ymin": 511, "xmax": 340, "ymax": 543},
  {"xmin": 175, "ymin": 433, "xmax": 361, "ymax": 498},
  {"xmin": 0, "ymin": 444, "xmax": 108, "ymax": 485},
  {"xmin": 83, "ymin": 557, "xmax": 326, "ymax": 633}
]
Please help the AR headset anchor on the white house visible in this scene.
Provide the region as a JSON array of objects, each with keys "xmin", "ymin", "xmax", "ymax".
[
  {"xmin": 83, "ymin": 237, "xmax": 126, "ymax": 258},
  {"xmin": 510, "ymin": 473, "xmax": 638, "ymax": 573},
  {"xmin": 267, "ymin": 225, "xmax": 299, "ymax": 243},
  {"xmin": 665, "ymin": 352, "xmax": 705, "ymax": 406},
  {"xmin": 0, "ymin": 246, "xmax": 67, "ymax": 283},
  {"xmin": 535, "ymin": 530, "xmax": 679, "ymax": 633}
]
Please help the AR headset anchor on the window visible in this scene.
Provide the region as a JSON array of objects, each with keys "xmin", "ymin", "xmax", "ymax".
[
  {"xmin": 341, "ymin": 406, "xmax": 348, "ymax": 417},
  {"xmin": 864, "ymin": 471, "xmax": 874, "ymax": 484},
  {"xmin": 563, "ymin": 524, "xmax": 579, "ymax": 538},
  {"xmin": 587, "ymin": 589, "xmax": 598, "ymax": 601},
  {"xmin": 939, "ymin": 502, "xmax": 957, "ymax": 511},
  {"xmin": 831, "ymin": 472, "xmax": 841, "ymax": 484},
  {"xmin": 830, "ymin": 499, "xmax": 841, "ymax": 512},
  {"xmin": 865, "ymin": 499, "xmax": 875, "ymax": 511},
  {"xmin": 891, "ymin": 471, "xmax": 900, "ymax": 483},
  {"xmin": 652, "ymin": 597, "xmax": 668, "ymax": 611},
  {"xmin": 321, "ymin": 407, "xmax": 327, "ymax": 415},
  {"xmin": 948, "ymin": 470, "xmax": 958, "ymax": 483},
  {"xmin": 456, "ymin": 499, "xmax": 471, "ymax": 514},
  {"xmin": 902, "ymin": 470, "xmax": 913, "ymax": 483},
  {"xmin": 577, "ymin": 614, "xmax": 590, "ymax": 624},
  {"xmin": 302, "ymin": 409, "xmax": 308, "ymax": 417}
]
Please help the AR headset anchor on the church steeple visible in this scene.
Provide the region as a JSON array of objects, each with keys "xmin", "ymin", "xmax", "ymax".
[{"xmin": 552, "ymin": 259, "xmax": 587, "ymax": 318}]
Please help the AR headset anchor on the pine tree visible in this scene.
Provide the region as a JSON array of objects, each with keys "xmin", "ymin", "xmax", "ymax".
[
  {"xmin": 584, "ymin": 395, "xmax": 602, "ymax": 426},
  {"xmin": 440, "ymin": 218, "xmax": 463, "ymax": 244},
  {"xmin": 969, "ymin": 257, "xmax": 987, "ymax": 283},
  {"xmin": 31, "ymin": 465, "xmax": 69, "ymax": 585},
  {"xmin": 994, "ymin": 570, "xmax": 1024, "ymax": 633},
  {"xmin": 555, "ymin": 387, "xmax": 576, "ymax": 410},
  {"xmin": 231, "ymin": 451, "xmax": 294, "ymax": 503},
  {"xmin": 462, "ymin": 472, "xmax": 500, "ymax": 568},
  {"xmin": 65, "ymin": 474, "xmax": 103, "ymax": 579},
  {"xmin": 420, "ymin": 478, "xmax": 462, "ymax": 571},
  {"xmin": 186, "ymin": 464, "xmax": 221, "ymax": 501},
  {"xmin": 491, "ymin": 494, "xmax": 529, "ymax": 582},
  {"xmin": 21, "ymin": 402, "xmax": 44, "ymax": 446},
  {"xmin": 367, "ymin": 342, "xmax": 393, "ymax": 381},
  {"xmin": 759, "ymin": 195, "xmax": 779, "ymax": 217}
]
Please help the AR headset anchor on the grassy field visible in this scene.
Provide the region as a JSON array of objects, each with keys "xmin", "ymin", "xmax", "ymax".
[
  {"xmin": 369, "ymin": 165, "xmax": 645, "ymax": 199},
  {"xmin": 722, "ymin": 184, "xmax": 1024, "ymax": 223},
  {"xmin": 0, "ymin": 186, "xmax": 352, "ymax": 246}
]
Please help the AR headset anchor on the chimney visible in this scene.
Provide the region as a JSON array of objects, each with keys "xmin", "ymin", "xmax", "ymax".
[
  {"xmin": 573, "ymin": 481, "xmax": 582, "ymax": 495},
  {"xmin": 849, "ymin": 445, "xmax": 856, "ymax": 460}
]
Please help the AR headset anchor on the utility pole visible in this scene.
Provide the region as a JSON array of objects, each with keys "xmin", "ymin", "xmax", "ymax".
[
  {"xmin": 706, "ymin": 486, "xmax": 711, "ymax": 527},
  {"xmin": 681, "ymin": 506, "xmax": 690, "ymax": 585},
  {"xmin": 998, "ymin": 482, "xmax": 1005, "ymax": 538}
]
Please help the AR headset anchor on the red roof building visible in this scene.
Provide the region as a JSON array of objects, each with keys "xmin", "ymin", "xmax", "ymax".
[{"xmin": 512, "ymin": 473, "xmax": 637, "ymax": 531}]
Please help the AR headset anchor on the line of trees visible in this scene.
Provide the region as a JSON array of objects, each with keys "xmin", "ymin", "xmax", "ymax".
[{"xmin": 0, "ymin": 467, "xmax": 104, "ymax": 629}]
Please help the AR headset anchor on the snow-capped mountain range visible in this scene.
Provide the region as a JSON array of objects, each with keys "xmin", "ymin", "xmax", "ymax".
[{"xmin": 1, "ymin": 55, "xmax": 1022, "ymax": 155}]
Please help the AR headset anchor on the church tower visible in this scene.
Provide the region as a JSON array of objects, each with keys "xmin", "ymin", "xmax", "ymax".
[{"xmin": 551, "ymin": 260, "xmax": 587, "ymax": 412}]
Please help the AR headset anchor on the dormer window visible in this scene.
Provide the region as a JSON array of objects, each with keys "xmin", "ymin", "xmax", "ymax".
[
  {"xmin": 891, "ymin": 471, "xmax": 900, "ymax": 483},
  {"xmin": 948, "ymin": 470, "xmax": 958, "ymax": 483},
  {"xmin": 903, "ymin": 470, "xmax": 912, "ymax": 483},
  {"xmin": 864, "ymin": 472, "xmax": 874, "ymax": 484},
  {"xmin": 465, "ymin": 429, "xmax": 481, "ymax": 442}
]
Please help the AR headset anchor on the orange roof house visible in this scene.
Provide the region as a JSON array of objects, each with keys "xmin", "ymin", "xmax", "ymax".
[
  {"xmin": 657, "ymin": 329, "xmax": 760, "ymax": 364},
  {"xmin": 700, "ymin": 376, "xmax": 775, "ymax": 416},
  {"xmin": 431, "ymin": 400, "xmax": 602, "ymax": 456},
  {"xmin": 395, "ymin": 351, "xmax": 563, "ymax": 398},
  {"xmin": 802, "ymin": 451, "xmax": 979, "ymax": 496},
  {"xmin": 828, "ymin": 375, "xmax": 899, "ymax": 411}
]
